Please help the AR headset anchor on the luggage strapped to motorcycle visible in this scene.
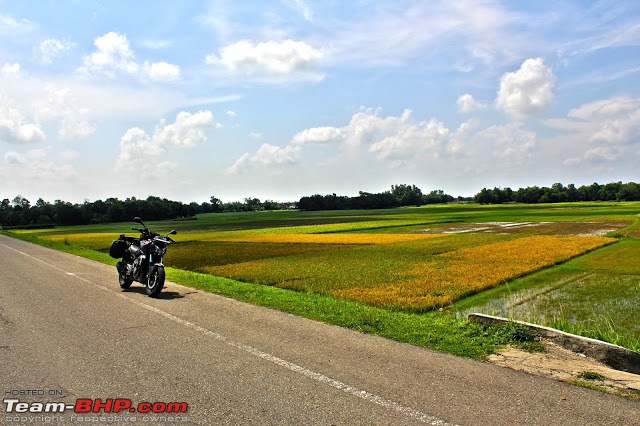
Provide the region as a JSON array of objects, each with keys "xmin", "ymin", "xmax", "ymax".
[{"xmin": 109, "ymin": 236, "xmax": 129, "ymax": 258}]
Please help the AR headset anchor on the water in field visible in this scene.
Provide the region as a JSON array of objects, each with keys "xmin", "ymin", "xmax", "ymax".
[{"xmin": 455, "ymin": 239, "xmax": 640, "ymax": 351}]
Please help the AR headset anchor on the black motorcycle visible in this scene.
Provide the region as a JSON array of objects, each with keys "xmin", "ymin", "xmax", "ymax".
[{"xmin": 109, "ymin": 217, "xmax": 176, "ymax": 297}]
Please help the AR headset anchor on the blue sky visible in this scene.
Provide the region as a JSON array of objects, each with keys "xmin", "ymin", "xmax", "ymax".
[{"xmin": 1, "ymin": 0, "xmax": 639, "ymax": 203}]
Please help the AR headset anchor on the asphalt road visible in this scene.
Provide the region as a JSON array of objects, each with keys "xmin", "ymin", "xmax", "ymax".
[{"xmin": 1, "ymin": 233, "xmax": 638, "ymax": 425}]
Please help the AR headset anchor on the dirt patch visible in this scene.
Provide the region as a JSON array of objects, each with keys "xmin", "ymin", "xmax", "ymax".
[
  {"xmin": 418, "ymin": 221, "xmax": 627, "ymax": 236},
  {"xmin": 488, "ymin": 340, "xmax": 640, "ymax": 399}
]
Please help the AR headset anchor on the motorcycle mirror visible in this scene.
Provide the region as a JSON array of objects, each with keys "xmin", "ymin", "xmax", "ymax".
[
  {"xmin": 169, "ymin": 229, "xmax": 177, "ymax": 235},
  {"xmin": 133, "ymin": 217, "xmax": 148, "ymax": 229}
]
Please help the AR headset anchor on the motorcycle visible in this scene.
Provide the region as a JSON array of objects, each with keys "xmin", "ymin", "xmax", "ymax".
[{"xmin": 109, "ymin": 217, "xmax": 177, "ymax": 297}]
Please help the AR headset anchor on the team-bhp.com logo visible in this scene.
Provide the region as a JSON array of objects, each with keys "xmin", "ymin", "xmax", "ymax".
[{"xmin": 4, "ymin": 398, "xmax": 188, "ymax": 423}]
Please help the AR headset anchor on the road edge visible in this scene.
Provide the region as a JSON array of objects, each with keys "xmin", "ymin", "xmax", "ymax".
[{"xmin": 468, "ymin": 313, "xmax": 640, "ymax": 374}]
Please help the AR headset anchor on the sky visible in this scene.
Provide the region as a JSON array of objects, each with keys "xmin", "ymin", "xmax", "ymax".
[{"xmin": 1, "ymin": 0, "xmax": 639, "ymax": 204}]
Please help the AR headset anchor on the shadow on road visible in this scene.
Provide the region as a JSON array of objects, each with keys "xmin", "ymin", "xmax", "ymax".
[{"xmin": 121, "ymin": 286, "xmax": 186, "ymax": 300}]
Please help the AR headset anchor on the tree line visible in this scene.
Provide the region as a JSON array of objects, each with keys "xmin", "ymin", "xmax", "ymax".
[
  {"xmin": 297, "ymin": 184, "xmax": 457, "ymax": 211},
  {"xmin": 4, "ymin": 181, "xmax": 638, "ymax": 228},
  {"xmin": 0, "ymin": 184, "xmax": 455, "ymax": 228},
  {"xmin": 0, "ymin": 196, "xmax": 199, "ymax": 228},
  {"xmin": 474, "ymin": 182, "xmax": 640, "ymax": 204},
  {"xmin": 0, "ymin": 194, "xmax": 301, "ymax": 228}
]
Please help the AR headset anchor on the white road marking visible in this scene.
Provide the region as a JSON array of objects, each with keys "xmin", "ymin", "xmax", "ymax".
[{"xmin": 1, "ymin": 241, "xmax": 456, "ymax": 425}]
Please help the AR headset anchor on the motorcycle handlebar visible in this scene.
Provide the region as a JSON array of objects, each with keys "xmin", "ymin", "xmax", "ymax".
[{"xmin": 130, "ymin": 224, "xmax": 170, "ymax": 240}]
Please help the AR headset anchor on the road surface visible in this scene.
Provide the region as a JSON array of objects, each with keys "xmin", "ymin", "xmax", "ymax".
[{"xmin": 1, "ymin": 234, "xmax": 638, "ymax": 425}]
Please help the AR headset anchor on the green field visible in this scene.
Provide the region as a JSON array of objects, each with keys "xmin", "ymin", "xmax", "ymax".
[{"xmin": 5, "ymin": 202, "xmax": 640, "ymax": 356}]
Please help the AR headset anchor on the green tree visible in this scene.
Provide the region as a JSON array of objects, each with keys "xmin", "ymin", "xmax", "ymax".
[
  {"xmin": 391, "ymin": 184, "xmax": 423, "ymax": 206},
  {"xmin": 244, "ymin": 197, "xmax": 262, "ymax": 211},
  {"xmin": 210, "ymin": 196, "xmax": 223, "ymax": 212}
]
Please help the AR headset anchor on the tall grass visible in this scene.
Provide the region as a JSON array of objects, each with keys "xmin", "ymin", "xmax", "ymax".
[{"xmin": 548, "ymin": 315, "xmax": 639, "ymax": 352}]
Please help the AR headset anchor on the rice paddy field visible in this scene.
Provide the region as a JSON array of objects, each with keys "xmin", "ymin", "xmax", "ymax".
[{"xmin": 6, "ymin": 201, "xmax": 640, "ymax": 352}]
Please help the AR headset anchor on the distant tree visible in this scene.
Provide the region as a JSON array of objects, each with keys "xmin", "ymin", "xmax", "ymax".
[
  {"xmin": 424, "ymin": 189, "xmax": 454, "ymax": 204},
  {"xmin": 262, "ymin": 199, "xmax": 279, "ymax": 210},
  {"xmin": 12, "ymin": 195, "xmax": 30, "ymax": 210},
  {"xmin": 53, "ymin": 200, "xmax": 85, "ymax": 225},
  {"xmin": 224, "ymin": 201, "xmax": 246, "ymax": 212},
  {"xmin": 244, "ymin": 197, "xmax": 262, "ymax": 211},
  {"xmin": 474, "ymin": 188, "xmax": 495, "ymax": 204},
  {"xmin": 617, "ymin": 182, "xmax": 640, "ymax": 201},
  {"xmin": 209, "ymin": 196, "xmax": 223, "ymax": 212},
  {"xmin": 354, "ymin": 191, "xmax": 396, "ymax": 209},
  {"xmin": 565, "ymin": 184, "xmax": 577, "ymax": 202},
  {"xmin": 391, "ymin": 184, "xmax": 423, "ymax": 206}
]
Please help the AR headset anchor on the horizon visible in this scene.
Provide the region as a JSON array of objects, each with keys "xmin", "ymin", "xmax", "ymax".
[{"xmin": 3, "ymin": 179, "xmax": 636, "ymax": 206}]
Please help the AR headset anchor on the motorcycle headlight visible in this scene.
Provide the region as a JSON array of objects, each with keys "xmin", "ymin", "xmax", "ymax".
[{"xmin": 154, "ymin": 245, "xmax": 167, "ymax": 257}]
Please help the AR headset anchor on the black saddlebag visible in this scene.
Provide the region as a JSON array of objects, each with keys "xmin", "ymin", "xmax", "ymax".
[{"xmin": 109, "ymin": 239, "xmax": 128, "ymax": 259}]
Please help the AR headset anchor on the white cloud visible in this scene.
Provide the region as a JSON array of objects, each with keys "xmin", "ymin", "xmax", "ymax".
[
  {"xmin": 456, "ymin": 94, "xmax": 487, "ymax": 113},
  {"xmin": 2, "ymin": 63, "xmax": 20, "ymax": 78},
  {"xmin": 141, "ymin": 160, "xmax": 180, "ymax": 180},
  {"xmin": 234, "ymin": 108, "xmax": 486, "ymax": 175},
  {"xmin": 289, "ymin": 0, "xmax": 313, "ymax": 22},
  {"xmin": 584, "ymin": 146, "xmax": 622, "ymax": 162},
  {"xmin": 33, "ymin": 86, "xmax": 94, "ymax": 140},
  {"xmin": 143, "ymin": 61, "xmax": 181, "ymax": 82},
  {"xmin": 117, "ymin": 127, "xmax": 163, "ymax": 170},
  {"xmin": 447, "ymin": 119, "xmax": 478, "ymax": 155},
  {"xmin": 548, "ymin": 95, "xmax": 640, "ymax": 166},
  {"xmin": 340, "ymin": 108, "xmax": 402, "ymax": 146},
  {"xmin": 79, "ymin": 32, "xmax": 139, "ymax": 76},
  {"xmin": 78, "ymin": 32, "xmax": 180, "ymax": 83},
  {"xmin": 474, "ymin": 123, "xmax": 536, "ymax": 162},
  {"xmin": 0, "ymin": 94, "xmax": 45, "ymax": 144},
  {"xmin": 369, "ymin": 116, "xmax": 450, "ymax": 160},
  {"xmin": 60, "ymin": 150, "xmax": 80, "ymax": 161},
  {"xmin": 40, "ymin": 39, "xmax": 76, "ymax": 64},
  {"xmin": 496, "ymin": 57, "xmax": 556, "ymax": 118},
  {"xmin": 228, "ymin": 143, "xmax": 302, "ymax": 173},
  {"xmin": 3, "ymin": 149, "xmax": 77, "ymax": 180},
  {"xmin": 576, "ymin": 19, "xmax": 640, "ymax": 54},
  {"xmin": 156, "ymin": 110, "xmax": 216, "ymax": 147},
  {"xmin": 206, "ymin": 39, "xmax": 324, "ymax": 82},
  {"xmin": 568, "ymin": 96, "xmax": 640, "ymax": 144},
  {"xmin": 225, "ymin": 105, "xmax": 544, "ymax": 195},
  {"xmin": 323, "ymin": 1, "xmax": 524, "ymax": 69},
  {"xmin": 116, "ymin": 111, "xmax": 217, "ymax": 170},
  {"xmin": 0, "ymin": 13, "xmax": 35, "ymax": 33},
  {"xmin": 290, "ymin": 107, "xmax": 451, "ymax": 160},
  {"xmin": 291, "ymin": 126, "xmax": 345, "ymax": 145},
  {"xmin": 4, "ymin": 150, "xmax": 24, "ymax": 164}
]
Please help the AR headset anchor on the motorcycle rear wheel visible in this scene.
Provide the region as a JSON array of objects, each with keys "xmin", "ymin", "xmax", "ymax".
[
  {"xmin": 119, "ymin": 271, "xmax": 133, "ymax": 289},
  {"xmin": 146, "ymin": 266, "xmax": 165, "ymax": 297}
]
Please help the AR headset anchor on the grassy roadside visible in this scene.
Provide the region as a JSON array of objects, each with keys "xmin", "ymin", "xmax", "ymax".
[{"xmin": 2, "ymin": 231, "xmax": 529, "ymax": 360}]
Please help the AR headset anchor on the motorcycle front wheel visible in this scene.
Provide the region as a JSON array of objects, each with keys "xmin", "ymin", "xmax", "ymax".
[{"xmin": 146, "ymin": 266, "xmax": 165, "ymax": 297}]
